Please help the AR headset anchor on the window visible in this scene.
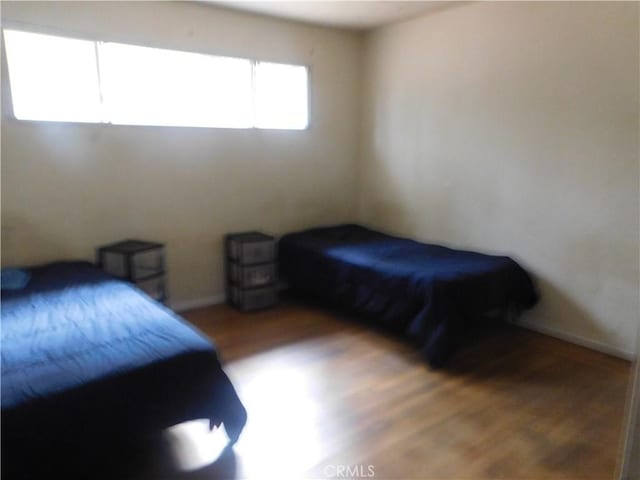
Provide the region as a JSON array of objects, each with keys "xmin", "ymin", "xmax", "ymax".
[
  {"xmin": 3, "ymin": 30, "xmax": 103, "ymax": 123},
  {"xmin": 3, "ymin": 29, "xmax": 309, "ymax": 130},
  {"xmin": 254, "ymin": 62, "xmax": 308, "ymax": 130},
  {"xmin": 98, "ymin": 43, "xmax": 253, "ymax": 128}
]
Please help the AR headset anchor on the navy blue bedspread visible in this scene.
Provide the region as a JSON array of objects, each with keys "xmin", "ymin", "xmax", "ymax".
[
  {"xmin": 1, "ymin": 261, "xmax": 246, "ymax": 476},
  {"xmin": 279, "ymin": 225, "xmax": 538, "ymax": 367}
]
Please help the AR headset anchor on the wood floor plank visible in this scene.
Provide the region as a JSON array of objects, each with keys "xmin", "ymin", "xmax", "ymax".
[{"xmin": 124, "ymin": 301, "xmax": 630, "ymax": 479}]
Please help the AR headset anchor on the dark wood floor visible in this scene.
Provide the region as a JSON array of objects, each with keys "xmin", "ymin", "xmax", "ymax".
[{"xmin": 127, "ymin": 302, "xmax": 630, "ymax": 479}]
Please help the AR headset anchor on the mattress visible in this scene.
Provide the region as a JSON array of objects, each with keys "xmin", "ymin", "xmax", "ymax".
[
  {"xmin": 1, "ymin": 261, "xmax": 246, "ymax": 476},
  {"xmin": 279, "ymin": 224, "xmax": 538, "ymax": 366}
]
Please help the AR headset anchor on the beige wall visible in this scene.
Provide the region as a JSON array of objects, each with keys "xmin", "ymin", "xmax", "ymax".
[
  {"xmin": 2, "ymin": 1, "xmax": 638, "ymax": 357},
  {"xmin": 358, "ymin": 2, "xmax": 639, "ymax": 356},
  {"xmin": 0, "ymin": 1, "xmax": 362, "ymax": 307}
]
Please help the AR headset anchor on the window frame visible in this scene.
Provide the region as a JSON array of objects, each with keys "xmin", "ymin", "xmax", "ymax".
[{"xmin": 2, "ymin": 24, "xmax": 311, "ymax": 131}]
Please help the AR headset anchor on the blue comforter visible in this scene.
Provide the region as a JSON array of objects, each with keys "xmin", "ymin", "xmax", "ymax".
[
  {"xmin": 279, "ymin": 225, "xmax": 538, "ymax": 366},
  {"xmin": 1, "ymin": 261, "xmax": 246, "ymax": 476}
]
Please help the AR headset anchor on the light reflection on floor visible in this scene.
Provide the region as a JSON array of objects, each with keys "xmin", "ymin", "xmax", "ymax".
[
  {"xmin": 233, "ymin": 360, "xmax": 322, "ymax": 479},
  {"xmin": 164, "ymin": 420, "xmax": 230, "ymax": 472},
  {"xmin": 162, "ymin": 357, "xmax": 323, "ymax": 479}
]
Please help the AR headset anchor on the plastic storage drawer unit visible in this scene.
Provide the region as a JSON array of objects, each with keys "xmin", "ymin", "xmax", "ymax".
[
  {"xmin": 225, "ymin": 232, "xmax": 277, "ymax": 311},
  {"xmin": 96, "ymin": 239, "xmax": 167, "ymax": 304}
]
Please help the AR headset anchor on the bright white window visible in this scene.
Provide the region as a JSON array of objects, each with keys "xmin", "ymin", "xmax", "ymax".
[
  {"xmin": 3, "ymin": 29, "xmax": 309, "ymax": 130},
  {"xmin": 3, "ymin": 30, "xmax": 103, "ymax": 123},
  {"xmin": 254, "ymin": 62, "xmax": 308, "ymax": 130},
  {"xmin": 99, "ymin": 43, "xmax": 253, "ymax": 128}
]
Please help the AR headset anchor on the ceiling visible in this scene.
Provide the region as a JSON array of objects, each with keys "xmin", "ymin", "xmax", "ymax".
[{"xmin": 205, "ymin": 1, "xmax": 454, "ymax": 31}]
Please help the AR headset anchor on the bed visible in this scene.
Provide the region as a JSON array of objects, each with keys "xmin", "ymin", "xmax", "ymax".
[
  {"xmin": 279, "ymin": 224, "xmax": 538, "ymax": 367},
  {"xmin": 1, "ymin": 261, "xmax": 247, "ymax": 477}
]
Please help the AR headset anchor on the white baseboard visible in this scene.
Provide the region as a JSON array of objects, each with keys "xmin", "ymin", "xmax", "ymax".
[
  {"xmin": 170, "ymin": 294, "xmax": 225, "ymax": 313},
  {"xmin": 514, "ymin": 318, "xmax": 636, "ymax": 361}
]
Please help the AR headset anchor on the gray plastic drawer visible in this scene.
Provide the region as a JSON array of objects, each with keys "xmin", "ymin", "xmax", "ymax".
[
  {"xmin": 230, "ymin": 285, "xmax": 277, "ymax": 311},
  {"xmin": 230, "ymin": 263, "xmax": 276, "ymax": 288}
]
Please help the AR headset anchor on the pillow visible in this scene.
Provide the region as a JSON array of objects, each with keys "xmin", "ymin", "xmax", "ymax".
[{"xmin": 1, "ymin": 268, "xmax": 31, "ymax": 290}]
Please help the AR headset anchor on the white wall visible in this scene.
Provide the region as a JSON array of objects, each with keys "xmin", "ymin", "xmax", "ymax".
[
  {"xmin": 358, "ymin": 1, "xmax": 639, "ymax": 356},
  {"xmin": 0, "ymin": 1, "xmax": 362, "ymax": 307},
  {"xmin": 2, "ymin": 1, "xmax": 638, "ymax": 357}
]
